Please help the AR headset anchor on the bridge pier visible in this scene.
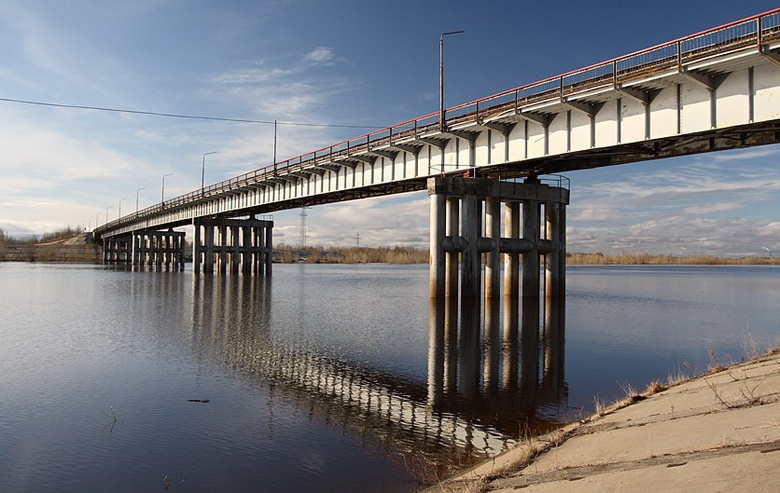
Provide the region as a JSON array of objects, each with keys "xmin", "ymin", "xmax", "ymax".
[
  {"xmin": 103, "ymin": 229, "xmax": 185, "ymax": 270},
  {"xmin": 427, "ymin": 176, "xmax": 569, "ymax": 403},
  {"xmin": 192, "ymin": 216, "xmax": 273, "ymax": 275}
]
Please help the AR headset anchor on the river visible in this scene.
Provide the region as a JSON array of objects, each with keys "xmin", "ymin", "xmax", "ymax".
[{"xmin": 0, "ymin": 262, "xmax": 778, "ymax": 492}]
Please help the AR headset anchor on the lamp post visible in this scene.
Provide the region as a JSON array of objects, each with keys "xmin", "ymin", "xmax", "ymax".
[
  {"xmin": 105, "ymin": 206, "xmax": 112, "ymax": 226},
  {"xmin": 201, "ymin": 151, "xmax": 217, "ymax": 194},
  {"xmin": 118, "ymin": 197, "xmax": 127, "ymax": 219},
  {"xmin": 439, "ymin": 30, "xmax": 465, "ymax": 130},
  {"xmin": 136, "ymin": 187, "xmax": 145, "ymax": 217},
  {"xmin": 161, "ymin": 173, "xmax": 173, "ymax": 205}
]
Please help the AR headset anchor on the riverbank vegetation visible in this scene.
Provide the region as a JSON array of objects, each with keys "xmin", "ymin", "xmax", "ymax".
[
  {"xmin": 275, "ymin": 245, "xmax": 780, "ymax": 265},
  {"xmin": 274, "ymin": 243, "xmax": 428, "ymax": 264}
]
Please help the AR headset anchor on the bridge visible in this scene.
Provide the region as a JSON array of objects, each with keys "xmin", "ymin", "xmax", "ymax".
[
  {"xmin": 94, "ymin": 8, "xmax": 780, "ymax": 361},
  {"xmin": 95, "ymin": 7, "xmax": 780, "ymax": 254}
]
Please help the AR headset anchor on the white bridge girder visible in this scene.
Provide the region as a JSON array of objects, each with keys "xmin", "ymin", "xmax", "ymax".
[{"xmin": 96, "ymin": 9, "xmax": 780, "ymax": 239}]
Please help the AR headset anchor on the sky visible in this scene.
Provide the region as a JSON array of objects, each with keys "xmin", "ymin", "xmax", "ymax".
[{"xmin": 1, "ymin": 0, "xmax": 780, "ymax": 256}]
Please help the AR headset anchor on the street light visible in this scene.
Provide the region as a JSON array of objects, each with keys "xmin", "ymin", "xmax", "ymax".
[
  {"xmin": 118, "ymin": 197, "xmax": 127, "ymax": 219},
  {"xmin": 105, "ymin": 206, "xmax": 112, "ymax": 226},
  {"xmin": 439, "ymin": 30, "xmax": 465, "ymax": 130},
  {"xmin": 161, "ymin": 173, "xmax": 174, "ymax": 205},
  {"xmin": 136, "ymin": 187, "xmax": 145, "ymax": 217},
  {"xmin": 201, "ymin": 151, "xmax": 217, "ymax": 194}
]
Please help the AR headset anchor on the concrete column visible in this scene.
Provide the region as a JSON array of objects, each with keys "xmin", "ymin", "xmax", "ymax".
[
  {"xmin": 445, "ymin": 197, "xmax": 459, "ymax": 299},
  {"xmin": 219, "ymin": 224, "xmax": 228, "ymax": 274},
  {"xmin": 242, "ymin": 226, "xmax": 252, "ymax": 273},
  {"xmin": 205, "ymin": 225, "xmax": 214, "ymax": 273},
  {"xmin": 429, "ymin": 193, "xmax": 446, "ymax": 299},
  {"xmin": 264, "ymin": 221, "xmax": 273, "ymax": 276},
  {"xmin": 503, "ymin": 202, "xmax": 520, "ymax": 299},
  {"xmin": 521, "ymin": 199, "xmax": 541, "ymax": 388},
  {"xmin": 545, "ymin": 202, "xmax": 561, "ymax": 302},
  {"xmin": 460, "ymin": 193, "xmax": 480, "ymax": 301},
  {"xmin": 231, "ymin": 225, "xmax": 240, "ymax": 273},
  {"xmin": 193, "ymin": 222, "xmax": 201, "ymax": 273},
  {"xmin": 484, "ymin": 196, "xmax": 501, "ymax": 299}
]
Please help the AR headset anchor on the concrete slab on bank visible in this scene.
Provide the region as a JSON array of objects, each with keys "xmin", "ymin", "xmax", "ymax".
[{"xmin": 432, "ymin": 353, "xmax": 780, "ymax": 493}]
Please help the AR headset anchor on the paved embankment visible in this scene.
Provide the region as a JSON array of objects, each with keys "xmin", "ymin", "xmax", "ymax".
[
  {"xmin": 434, "ymin": 352, "xmax": 780, "ymax": 493},
  {"xmin": 0, "ymin": 235, "xmax": 101, "ymax": 263}
]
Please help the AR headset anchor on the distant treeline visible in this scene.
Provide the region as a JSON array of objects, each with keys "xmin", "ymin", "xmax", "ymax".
[
  {"xmin": 567, "ymin": 252, "xmax": 780, "ymax": 265},
  {"xmin": 275, "ymin": 244, "xmax": 428, "ymax": 264}
]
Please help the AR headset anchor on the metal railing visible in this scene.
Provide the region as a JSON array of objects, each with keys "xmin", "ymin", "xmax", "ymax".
[{"xmin": 100, "ymin": 7, "xmax": 780, "ymax": 233}]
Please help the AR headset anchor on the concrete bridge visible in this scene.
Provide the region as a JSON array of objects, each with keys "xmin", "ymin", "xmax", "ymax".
[
  {"xmin": 90, "ymin": 9, "xmax": 780, "ymax": 444},
  {"xmin": 94, "ymin": 8, "xmax": 780, "ymax": 346},
  {"xmin": 95, "ymin": 7, "xmax": 780, "ymax": 265}
]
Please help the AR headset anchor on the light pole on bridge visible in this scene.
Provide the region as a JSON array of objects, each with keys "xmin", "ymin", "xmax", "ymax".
[
  {"xmin": 161, "ymin": 173, "xmax": 173, "ymax": 206},
  {"xmin": 201, "ymin": 151, "xmax": 217, "ymax": 196},
  {"xmin": 136, "ymin": 187, "xmax": 145, "ymax": 218},
  {"xmin": 118, "ymin": 197, "xmax": 127, "ymax": 220},
  {"xmin": 440, "ymin": 30, "xmax": 465, "ymax": 130},
  {"xmin": 105, "ymin": 206, "xmax": 112, "ymax": 226}
]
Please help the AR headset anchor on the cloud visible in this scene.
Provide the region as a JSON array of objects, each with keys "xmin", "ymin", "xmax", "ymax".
[
  {"xmin": 683, "ymin": 202, "xmax": 742, "ymax": 215},
  {"xmin": 304, "ymin": 47, "xmax": 336, "ymax": 65},
  {"xmin": 210, "ymin": 66, "xmax": 294, "ymax": 85},
  {"xmin": 300, "ymin": 193, "xmax": 430, "ymax": 248}
]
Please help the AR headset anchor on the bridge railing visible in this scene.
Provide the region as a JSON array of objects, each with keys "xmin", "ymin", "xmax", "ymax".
[{"xmin": 102, "ymin": 7, "xmax": 780, "ymax": 233}]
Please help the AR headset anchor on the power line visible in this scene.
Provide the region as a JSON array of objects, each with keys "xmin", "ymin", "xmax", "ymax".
[{"xmin": 0, "ymin": 96, "xmax": 382, "ymax": 130}]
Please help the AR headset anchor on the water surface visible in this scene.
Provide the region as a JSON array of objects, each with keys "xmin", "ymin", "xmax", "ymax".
[{"xmin": 0, "ymin": 262, "xmax": 777, "ymax": 491}]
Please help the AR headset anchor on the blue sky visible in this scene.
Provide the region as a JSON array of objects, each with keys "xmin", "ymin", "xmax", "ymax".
[{"xmin": 1, "ymin": 0, "xmax": 779, "ymax": 256}]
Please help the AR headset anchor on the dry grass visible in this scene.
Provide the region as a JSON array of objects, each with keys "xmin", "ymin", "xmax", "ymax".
[{"xmin": 645, "ymin": 379, "xmax": 668, "ymax": 394}]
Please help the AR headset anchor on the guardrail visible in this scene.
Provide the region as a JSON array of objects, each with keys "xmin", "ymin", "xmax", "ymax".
[{"xmin": 100, "ymin": 8, "xmax": 780, "ymax": 233}]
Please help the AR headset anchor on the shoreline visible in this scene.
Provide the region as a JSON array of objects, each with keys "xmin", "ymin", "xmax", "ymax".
[{"xmin": 431, "ymin": 346, "xmax": 780, "ymax": 492}]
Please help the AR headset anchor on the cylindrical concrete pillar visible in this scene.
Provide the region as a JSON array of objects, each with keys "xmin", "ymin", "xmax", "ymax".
[
  {"xmin": 429, "ymin": 193, "xmax": 446, "ymax": 299},
  {"xmin": 193, "ymin": 222, "xmax": 201, "ymax": 273},
  {"xmin": 503, "ymin": 202, "xmax": 520, "ymax": 299},
  {"xmin": 445, "ymin": 197, "xmax": 459, "ymax": 299},
  {"xmin": 205, "ymin": 225, "xmax": 214, "ymax": 273},
  {"xmin": 460, "ymin": 193, "xmax": 480, "ymax": 301}
]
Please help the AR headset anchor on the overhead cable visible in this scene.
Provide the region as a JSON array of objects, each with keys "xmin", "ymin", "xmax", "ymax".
[{"xmin": 0, "ymin": 97, "xmax": 382, "ymax": 130}]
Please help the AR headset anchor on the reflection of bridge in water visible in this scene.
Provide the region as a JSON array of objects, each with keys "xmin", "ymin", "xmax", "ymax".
[{"xmin": 188, "ymin": 275, "xmax": 567, "ymax": 471}]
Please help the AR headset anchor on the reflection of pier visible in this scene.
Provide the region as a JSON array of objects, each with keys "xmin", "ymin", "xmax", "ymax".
[{"xmin": 189, "ymin": 275, "xmax": 567, "ymax": 469}]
